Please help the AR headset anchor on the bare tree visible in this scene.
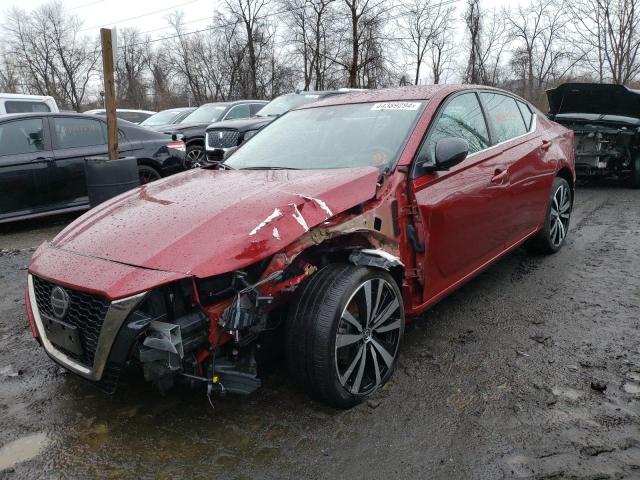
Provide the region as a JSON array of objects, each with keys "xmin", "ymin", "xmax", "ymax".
[
  {"xmin": 567, "ymin": 0, "xmax": 640, "ymax": 83},
  {"xmin": 429, "ymin": 18, "xmax": 455, "ymax": 84},
  {"xmin": 338, "ymin": 0, "xmax": 391, "ymax": 87},
  {"xmin": 225, "ymin": 0, "xmax": 271, "ymax": 98},
  {"xmin": 506, "ymin": 0, "xmax": 568, "ymax": 101},
  {"xmin": 464, "ymin": 0, "xmax": 483, "ymax": 83},
  {"xmin": 282, "ymin": 0, "xmax": 338, "ymax": 90},
  {"xmin": 3, "ymin": 1, "xmax": 98, "ymax": 110},
  {"xmin": 116, "ymin": 28, "xmax": 151, "ymax": 108},
  {"xmin": 397, "ymin": 0, "xmax": 454, "ymax": 85}
]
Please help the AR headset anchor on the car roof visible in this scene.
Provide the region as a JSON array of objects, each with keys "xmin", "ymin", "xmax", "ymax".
[
  {"xmin": 0, "ymin": 93, "xmax": 55, "ymax": 101},
  {"xmin": 296, "ymin": 84, "xmax": 506, "ymax": 109},
  {"xmin": 0, "ymin": 112, "xmax": 140, "ymax": 122},
  {"xmin": 199, "ymin": 100, "xmax": 268, "ymax": 108}
]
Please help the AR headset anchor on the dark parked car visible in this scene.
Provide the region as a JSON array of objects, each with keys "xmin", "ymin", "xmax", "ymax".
[
  {"xmin": 84, "ymin": 109, "xmax": 157, "ymax": 124},
  {"xmin": 156, "ymin": 100, "xmax": 268, "ymax": 168},
  {"xmin": 139, "ymin": 107, "xmax": 196, "ymax": 129},
  {"xmin": 25, "ymin": 86, "xmax": 575, "ymax": 408},
  {"xmin": 0, "ymin": 113, "xmax": 186, "ymax": 223},
  {"xmin": 204, "ymin": 91, "xmax": 349, "ymax": 164},
  {"xmin": 547, "ymin": 82, "xmax": 640, "ymax": 187}
]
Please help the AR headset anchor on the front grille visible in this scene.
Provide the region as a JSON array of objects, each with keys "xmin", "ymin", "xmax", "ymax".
[
  {"xmin": 207, "ymin": 129, "xmax": 239, "ymax": 149},
  {"xmin": 32, "ymin": 276, "xmax": 110, "ymax": 367}
]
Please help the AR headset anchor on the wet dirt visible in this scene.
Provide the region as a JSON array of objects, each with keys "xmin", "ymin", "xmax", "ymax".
[{"xmin": 0, "ymin": 186, "xmax": 639, "ymax": 479}]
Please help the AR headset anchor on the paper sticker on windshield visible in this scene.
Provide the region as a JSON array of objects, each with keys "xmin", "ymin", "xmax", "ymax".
[
  {"xmin": 303, "ymin": 94, "xmax": 319, "ymax": 99},
  {"xmin": 371, "ymin": 102, "xmax": 421, "ymax": 111}
]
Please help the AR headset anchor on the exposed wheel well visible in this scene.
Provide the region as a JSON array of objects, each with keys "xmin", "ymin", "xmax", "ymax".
[
  {"xmin": 289, "ymin": 234, "xmax": 405, "ymax": 290},
  {"xmin": 557, "ymin": 167, "xmax": 574, "ymax": 196},
  {"xmin": 136, "ymin": 159, "xmax": 162, "ymax": 177},
  {"xmin": 186, "ymin": 139, "xmax": 204, "ymax": 148}
]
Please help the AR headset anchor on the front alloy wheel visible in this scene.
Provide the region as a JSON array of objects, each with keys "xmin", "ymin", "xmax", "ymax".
[
  {"xmin": 286, "ymin": 264, "xmax": 404, "ymax": 408},
  {"xmin": 335, "ymin": 278, "xmax": 402, "ymax": 396}
]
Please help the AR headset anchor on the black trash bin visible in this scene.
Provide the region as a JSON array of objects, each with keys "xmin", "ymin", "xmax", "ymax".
[{"xmin": 84, "ymin": 157, "xmax": 140, "ymax": 208}]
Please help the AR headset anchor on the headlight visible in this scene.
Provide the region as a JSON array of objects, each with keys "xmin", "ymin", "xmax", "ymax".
[{"xmin": 243, "ymin": 130, "xmax": 258, "ymax": 141}]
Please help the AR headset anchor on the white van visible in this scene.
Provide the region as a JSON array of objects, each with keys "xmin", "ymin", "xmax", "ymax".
[{"xmin": 0, "ymin": 93, "xmax": 59, "ymax": 115}]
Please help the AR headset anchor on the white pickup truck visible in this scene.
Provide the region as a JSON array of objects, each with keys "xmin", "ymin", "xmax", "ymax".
[{"xmin": 0, "ymin": 93, "xmax": 59, "ymax": 115}]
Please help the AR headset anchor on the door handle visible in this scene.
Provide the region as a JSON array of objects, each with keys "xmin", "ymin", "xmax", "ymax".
[
  {"xmin": 541, "ymin": 140, "xmax": 552, "ymax": 151},
  {"xmin": 491, "ymin": 168, "xmax": 509, "ymax": 184}
]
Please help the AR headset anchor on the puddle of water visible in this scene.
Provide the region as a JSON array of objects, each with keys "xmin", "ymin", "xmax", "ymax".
[
  {"xmin": 623, "ymin": 382, "xmax": 640, "ymax": 394},
  {"xmin": 0, "ymin": 432, "xmax": 49, "ymax": 471}
]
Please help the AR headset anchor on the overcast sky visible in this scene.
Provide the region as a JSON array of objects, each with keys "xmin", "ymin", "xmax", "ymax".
[{"xmin": 3, "ymin": 0, "xmax": 520, "ymax": 43}]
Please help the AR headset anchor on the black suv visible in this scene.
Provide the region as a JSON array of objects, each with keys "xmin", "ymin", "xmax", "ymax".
[
  {"xmin": 204, "ymin": 91, "xmax": 350, "ymax": 164},
  {"xmin": 157, "ymin": 100, "xmax": 267, "ymax": 168}
]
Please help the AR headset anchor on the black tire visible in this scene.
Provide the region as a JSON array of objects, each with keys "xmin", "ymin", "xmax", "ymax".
[
  {"xmin": 185, "ymin": 144, "xmax": 206, "ymax": 168},
  {"xmin": 286, "ymin": 264, "xmax": 404, "ymax": 408},
  {"xmin": 525, "ymin": 176, "xmax": 572, "ymax": 254},
  {"xmin": 625, "ymin": 156, "xmax": 640, "ymax": 189},
  {"xmin": 138, "ymin": 165, "xmax": 161, "ymax": 185}
]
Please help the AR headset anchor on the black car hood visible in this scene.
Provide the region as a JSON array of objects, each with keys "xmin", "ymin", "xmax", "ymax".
[
  {"xmin": 158, "ymin": 122, "xmax": 209, "ymax": 134},
  {"xmin": 547, "ymin": 83, "xmax": 640, "ymax": 119},
  {"xmin": 206, "ymin": 116, "xmax": 274, "ymax": 133}
]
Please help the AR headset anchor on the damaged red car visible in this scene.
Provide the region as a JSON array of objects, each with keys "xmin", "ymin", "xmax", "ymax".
[{"xmin": 25, "ymin": 86, "xmax": 575, "ymax": 408}]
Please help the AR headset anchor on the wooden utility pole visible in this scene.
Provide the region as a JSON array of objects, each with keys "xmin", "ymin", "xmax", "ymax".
[{"xmin": 100, "ymin": 28, "xmax": 118, "ymax": 160}]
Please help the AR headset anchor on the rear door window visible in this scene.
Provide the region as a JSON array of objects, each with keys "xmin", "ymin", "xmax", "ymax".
[
  {"xmin": 0, "ymin": 118, "xmax": 46, "ymax": 155},
  {"xmin": 425, "ymin": 92, "xmax": 491, "ymax": 159},
  {"xmin": 479, "ymin": 93, "xmax": 528, "ymax": 144},
  {"xmin": 4, "ymin": 101, "xmax": 51, "ymax": 113},
  {"xmin": 52, "ymin": 117, "xmax": 106, "ymax": 149}
]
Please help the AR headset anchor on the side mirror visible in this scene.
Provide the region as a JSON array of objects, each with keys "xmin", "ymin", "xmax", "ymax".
[{"xmin": 433, "ymin": 137, "xmax": 469, "ymax": 170}]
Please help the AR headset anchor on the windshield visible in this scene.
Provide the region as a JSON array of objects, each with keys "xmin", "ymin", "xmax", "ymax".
[
  {"xmin": 182, "ymin": 104, "xmax": 227, "ymax": 124},
  {"xmin": 225, "ymin": 101, "xmax": 425, "ymax": 170},
  {"xmin": 256, "ymin": 93, "xmax": 324, "ymax": 117},
  {"xmin": 140, "ymin": 110, "xmax": 183, "ymax": 126}
]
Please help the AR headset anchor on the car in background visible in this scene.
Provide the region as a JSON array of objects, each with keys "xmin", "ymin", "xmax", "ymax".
[
  {"xmin": 139, "ymin": 107, "xmax": 196, "ymax": 130},
  {"xmin": 204, "ymin": 91, "xmax": 348, "ymax": 164},
  {"xmin": 84, "ymin": 108, "xmax": 157, "ymax": 124},
  {"xmin": 24, "ymin": 85, "xmax": 575, "ymax": 407},
  {"xmin": 0, "ymin": 112, "xmax": 186, "ymax": 224},
  {"xmin": 547, "ymin": 82, "xmax": 640, "ymax": 187},
  {"xmin": 0, "ymin": 93, "xmax": 59, "ymax": 114},
  {"xmin": 157, "ymin": 100, "xmax": 268, "ymax": 168}
]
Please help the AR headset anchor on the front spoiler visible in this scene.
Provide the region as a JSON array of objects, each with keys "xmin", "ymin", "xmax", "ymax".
[{"xmin": 27, "ymin": 274, "xmax": 146, "ymax": 382}]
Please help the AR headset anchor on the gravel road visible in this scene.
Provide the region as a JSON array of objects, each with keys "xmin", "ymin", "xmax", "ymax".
[{"xmin": 0, "ymin": 185, "xmax": 638, "ymax": 480}]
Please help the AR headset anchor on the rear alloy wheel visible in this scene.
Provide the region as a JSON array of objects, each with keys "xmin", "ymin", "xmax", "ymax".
[
  {"xmin": 138, "ymin": 165, "xmax": 161, "ymax": 185},
  {"xmin": 286, "ymin": 264, "xmax": 404, "ymax": 408},
  {"xmin": 525, "ymin": 177, "xmax": 572, "ymax": 254},
  {"xmin": 185, "ymin": 145, "xmax": 206, "ymax": 169}
]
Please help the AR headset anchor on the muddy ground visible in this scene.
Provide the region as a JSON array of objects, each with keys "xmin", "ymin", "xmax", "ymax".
[{"xmin": 0, "ymin": 185, "xmax": 639, "ymax": 480}]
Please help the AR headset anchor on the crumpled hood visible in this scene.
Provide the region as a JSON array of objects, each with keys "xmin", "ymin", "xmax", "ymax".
[
  {"xmin": 50, "ymin": 167, "xmax": 380, "ymax": 277},
  {"xmin": 547, "ymin": 83, "xmax": 640, "ymax": 118}
]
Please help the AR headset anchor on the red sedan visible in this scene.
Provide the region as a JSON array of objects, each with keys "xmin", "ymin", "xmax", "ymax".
[{"xmin": 25, "ymin": 85, "xmax": 575, "ymax": 408}]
